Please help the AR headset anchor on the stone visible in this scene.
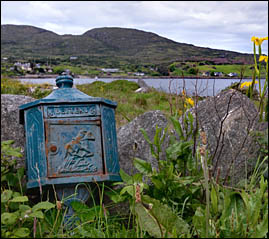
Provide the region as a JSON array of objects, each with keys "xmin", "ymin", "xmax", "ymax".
[
  {"xmin": 3, "ymin": 91, "xmax": 267, "ymax": 217},
  {"xmin": 1, "ymin": 94, "xmax": 36, "ymax": 168},
  {"xmin": 106, "ymin": 110, "xmax": 169, "ymax": 216},
  {"xmin": 2, "ymin": 91, "xmax": 266, "ymax": 187},
  {"xmin": 135, "ymin": 87, "xmax": 149, "ymax": 93},
  {"xmin": 184, "ymin": 89, "xmax": 268, "ymax": 185},
  {"xmin": 117, "ymin": 110, "xmax": 169, "ymax": 176},
  {"xmin": 135, "ymin": 79, "xmax": 151, "ymax": 93},
  {"xmin": 137, "ymin": 79, "xmax": 150, "ymax": 89}
]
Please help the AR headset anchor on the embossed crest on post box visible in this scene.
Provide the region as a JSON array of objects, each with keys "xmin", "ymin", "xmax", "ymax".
[{"xmin": 19, "ymin": 75, "xmax": 121, "ymax": 189}]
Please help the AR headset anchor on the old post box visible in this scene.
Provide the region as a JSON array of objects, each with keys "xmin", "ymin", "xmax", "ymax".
[{"xmin": 19, "ymin": 74, "xmax": 121, "ymax": 219}]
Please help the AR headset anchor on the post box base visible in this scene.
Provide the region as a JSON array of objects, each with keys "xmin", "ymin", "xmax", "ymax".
[
  {"xmin": 27, "ymin": 174, "xmax": 122, "ymax": 189},
  {"xmin": 55, "ymin": 183, "xmax": 90, "ymax": 229}
]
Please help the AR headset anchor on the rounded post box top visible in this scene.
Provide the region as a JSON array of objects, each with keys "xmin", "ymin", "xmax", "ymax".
[
  {"xmin": 19, "ymin": 75, "xmax": 117, "ymax": 124},
  {"xmin": 56, "ymin": 74, "xmax": 74, "ymax": 88}
]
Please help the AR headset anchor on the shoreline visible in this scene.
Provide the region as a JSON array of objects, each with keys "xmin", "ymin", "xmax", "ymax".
[{"xmin": 11, "ymin": 74, "xmax": 253, "ymax": 80}]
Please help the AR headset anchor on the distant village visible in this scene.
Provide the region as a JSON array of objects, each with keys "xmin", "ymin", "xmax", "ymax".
[
  {"xmin": 202, "ymin": 71, "xmax": 238, "ymax": 77},
  {"xmin": 1, "ymin": 57, "xmax": 240, "ymax": 78},
  {"xmin": 1, "ymin": 58, "xmax": 149, "ymax": 77}
]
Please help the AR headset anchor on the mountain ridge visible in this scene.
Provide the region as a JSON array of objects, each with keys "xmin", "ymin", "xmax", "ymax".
[{"xmin": 1, "ymin": 24, "xmax": 253, "ymax": 66}]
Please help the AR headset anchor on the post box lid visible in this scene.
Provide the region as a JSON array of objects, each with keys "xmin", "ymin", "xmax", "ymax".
[{"xmin": 19, "ymin": 75, "xmax": 117, "ymax": 124}]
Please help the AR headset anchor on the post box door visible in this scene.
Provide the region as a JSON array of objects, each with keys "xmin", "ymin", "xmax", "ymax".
[{"xmin": 45, "ymin": 118, "xmax": 103, "ymax": 178}]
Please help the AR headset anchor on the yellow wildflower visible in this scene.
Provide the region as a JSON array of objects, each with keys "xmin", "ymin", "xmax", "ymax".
[
  {"xmin": 186, "ymin": 97, "xmax": 194, "ymax": 106},
  {"xmin": 240, "ymin": 81, "xmax": 258, "ymax": 89},
  {"xmin": 259, "ymin": 55, "xmax": 268, "ymax": 63},
  {"xmin": 251, "ymin": 36, "xmax": 268, "ymax": 46}
]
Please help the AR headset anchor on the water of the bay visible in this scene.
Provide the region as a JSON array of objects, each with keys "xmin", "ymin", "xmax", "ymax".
[{"xmin": 18, "ymin": 77, "xmax": 266, "ymax": 97}]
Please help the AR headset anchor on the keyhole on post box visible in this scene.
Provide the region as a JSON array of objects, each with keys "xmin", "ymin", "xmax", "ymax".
[{"xmin": 50, "ymin": 145, "xmax": 57, "ymax": 152}]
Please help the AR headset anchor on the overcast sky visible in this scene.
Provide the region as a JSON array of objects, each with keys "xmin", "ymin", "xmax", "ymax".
[{"xmin": 1, "ymin": 1, "xmax": 268, "ymax": 54}]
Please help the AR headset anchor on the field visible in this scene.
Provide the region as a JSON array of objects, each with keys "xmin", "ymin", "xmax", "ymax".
[{"xmin": 1, "ymin": 76, "xmax": 268, "ymax": 238}]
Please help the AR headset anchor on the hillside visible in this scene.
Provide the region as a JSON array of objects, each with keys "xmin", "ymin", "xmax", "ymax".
[{"xmin": 1, "ymin": 24, "xmax": 254, "ymax": 66}]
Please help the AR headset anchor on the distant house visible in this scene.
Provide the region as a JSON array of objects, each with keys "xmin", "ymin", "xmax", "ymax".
[
  {"xmin": 14, "ymin": 62, "xmax": 21, "ymax": 67},
  {"xmin": 70, "ymin": 56, "xmax": 78, "ymax": 60},
  {"xmin": 14, "ymin": 62, "xmax": 32, "ymax": 71},
  {"xmin": 202, "ymin": 71, "xmax": 210, "ymax": 77},
  {"xmin": 64, "ymin": 69, "xmax": 71, "ymax": 75},
  {"xmin": 134, "ymin": 72, "xmax": 145, "ymax": 76},
  {"xmin": 227, "ymin": 72, "xmax": 238, "ymax": 77},
  {"xmin": 214, "ymin": 72, "xmax": 223, "ymax": 77},
  {"xmin": 46, "ymin": 68, "xmax": 53, "ymax": 73},
  {"xmin": 101, "ymin": 68, "xmax": 120, "ymax": 73},
  {"xmin": 22, "ymin": 63, "xmax": 32, "ymax": 71}
]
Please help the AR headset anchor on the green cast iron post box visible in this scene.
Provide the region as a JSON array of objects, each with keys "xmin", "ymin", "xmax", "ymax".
[{"xmin": 19, "ymin": 74, "xmax": 121, "ymax": 224}]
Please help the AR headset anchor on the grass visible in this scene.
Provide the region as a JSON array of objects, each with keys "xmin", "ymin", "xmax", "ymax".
[
  {"xmin": 1, "ymin": 76, "xmax": 189, "ymax": 128},
  {"xmin": 1, "ymin": 76, "xmax": 263, "ymax": 129},
  {"xmin": 1, "ymin": 77, "xmax": 31, "ymax": 95},
  {"xmin": 1, "ymin": 77, "xmax": 52, "ymax": 99},
  {"xmin": 197, "ymin": 64, "xmax": 254, "ymax": 76},
  {"xmin": 53, "ymin": 64, "xmax": 93, "ymax": 75},
  {"xmin": 76, "ymin": 79, "xmax": 187, "ymax": 128},
  {"xmin": 1, "ymin": 76, "xmax": 268, "ymax": 238},
  {"xmin": 169, "ymin": 62, "xmax": 267, "ymax": 78}
]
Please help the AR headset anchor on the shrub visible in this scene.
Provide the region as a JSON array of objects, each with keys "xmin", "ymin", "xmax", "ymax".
[
  {"xmin": 135, "ymin": 95, "xmax": 148, "ymax": 107},
  {"xmin": 1, "ymin": 140, "xmax": 56, "ymax": 238},
  {"xmin": 1, "ymin": 78, "xmax": 28, "ymax": 95},
  {"xmin": 188, "ymin": 67, "xmax": 198, "ymax": 75}
]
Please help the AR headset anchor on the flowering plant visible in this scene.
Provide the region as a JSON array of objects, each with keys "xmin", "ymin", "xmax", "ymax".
[
  {"xmin": 181, "ymin": 89, "xmax": 194, "ymax": 108},
  {"xmin": 250, "ymin": 36, "xmax": 268, "ymax": 121},
  {"xmin": 240, "ymin": 80, "xmax": 258, "ymax": 89}
]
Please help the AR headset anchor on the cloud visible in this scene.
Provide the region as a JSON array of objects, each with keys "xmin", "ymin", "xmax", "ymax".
[{"xmin": 1, "ymin": 1, "xmax": 268, "ymax": 53}]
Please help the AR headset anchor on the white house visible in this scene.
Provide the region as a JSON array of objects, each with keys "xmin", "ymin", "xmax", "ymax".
[
  {"xmin": 202, "ymin": 71, "xmax": 210, "ymax": 77},
  {"xmin": 14, "ymin": 62, "xmax": 32, "ymax": 71},
  {"xmin": 214, "ymin": 72, "xmax": 223, "ymax": 77},
  {"xmin": 228, "ymin": 72, "xmax": 238, "ymax": 77},
  {"xmin": 134, "ymin": 72, "xmax": 145, "ymax": 76},
  {"xmin": 101, "ymin": 68, "xmax": 120, "ymax": 73}
]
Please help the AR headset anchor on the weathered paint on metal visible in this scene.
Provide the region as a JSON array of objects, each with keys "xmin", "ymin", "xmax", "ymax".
[
  {"xmin": 27, "ymin": 174, "xmax": 121, "ymax": 188},
  {"xmin": 101, "ymin": 105, "xmax": 120, "ymax": 175},
  {"xmin": 45, "ymin": 117, "xmax": 103, "ymax": 178},
  {"xmin": 20, "ymin": 75, "xmax": 121, "ymax": 189},
  {"xmin": 24, "ymin": 106, "xmax": 47, "ymax": 183}
]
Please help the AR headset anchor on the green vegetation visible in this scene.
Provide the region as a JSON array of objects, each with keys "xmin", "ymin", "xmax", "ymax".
[
  {"xmin": 2, "ymin": 25, "xmax": 265, "ymax": 79},
  {"xmin": 168, "ymin": 61, "xmax": 267, "ymax": 78},
  {"xmin": 77, "ymin": 80, "xmax": 188, "ymax": 127},
  {"xmin": 1, "ymin": 77, "xmax": 52, "ymax": 99},
  {"xmin": 1, "ymin": 34, "xmax": 268, "ymax": 238},
  {"xmin": 1, "ymin": 82, "xmax": 268, "ymax": 237},
  {"xmin": 1, "ymin": 112, "xmax": 267, "ymax": 237},
  {"xmin": 1, "ymin": 76, "xmax": 192, "ymax": 128}
]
